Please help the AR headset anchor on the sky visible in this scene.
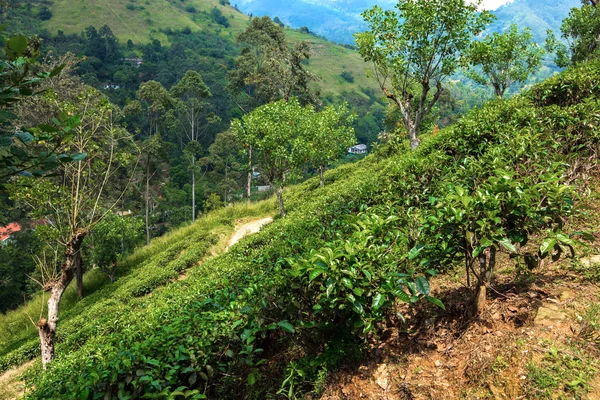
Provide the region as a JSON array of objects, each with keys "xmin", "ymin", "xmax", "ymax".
[{"xmin": 479, "ymin": 0, "xmax": 514, "ymax": 10}]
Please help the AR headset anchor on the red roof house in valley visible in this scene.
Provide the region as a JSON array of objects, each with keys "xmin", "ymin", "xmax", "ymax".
[{"xmin": 0, "ymin": 222, "xmax": 22, "ymax": 242}]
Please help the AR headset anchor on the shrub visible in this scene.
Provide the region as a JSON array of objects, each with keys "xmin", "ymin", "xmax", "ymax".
[{"xmin": 340, "ymin": 70, "xmax": 354, "ymax": 83}]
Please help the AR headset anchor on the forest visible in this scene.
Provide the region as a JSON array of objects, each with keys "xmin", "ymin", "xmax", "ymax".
[{"xmin": 2, "ymin": 0, "xmax": 600, "ymax": 399}]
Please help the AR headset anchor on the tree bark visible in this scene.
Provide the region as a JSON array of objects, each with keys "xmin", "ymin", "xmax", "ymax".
[
  {"xmin": 191, "ymin": 162, "xmax": 196, "ymax": 222},
  {"xmin": 408, "ymin": 124, "xmax": 421, "ymax": 150},
  {"xmin": 319, "ymin": 165, "xmax": 325, "ymax": 188},
  {"xmin": 474, "ymin": 246, "xmax": 496, "ymax": 315},
  {"xmin": 145, "ymin": 161, "xmax": 150, "ymax": 246},
  {"xmin": 38, "ymin": 230, "xmax": 87, "ymax": 369},
  {"xmin": 75, "ymin": 249, "xmax": 83, "ymax": 299},
  {"xmin": 275, "ymin": 185, "xmax": 285, "ymax": 217},
  {"xmin": 494, "ymin": 84, "xmax": 505, "ymax": 98},
  {"xmin": 247, "ymin": 147, "xmax": 252, "ymax": 203}
]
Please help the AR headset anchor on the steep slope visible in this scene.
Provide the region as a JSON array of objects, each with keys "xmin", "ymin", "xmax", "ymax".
[{"xmin": 1, "ymin": 58, "xmax": 600, "ymax": 399}]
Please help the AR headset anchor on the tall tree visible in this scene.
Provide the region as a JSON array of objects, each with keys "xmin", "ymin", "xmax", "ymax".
[
  {"xmin": 307, "ymin": 103, "xmax": 356, "ymax": 188},
  {"xmin": 168, "ymin": 71, "xmax": 217, "ymax": 222},
  {"xmin": 546, "ymin": 0, "xmax": 600, "ymax": 67},
  {"xmin": 200, "ymin": 131, "xmax": 243, "ymax": 203},
  {"xmin": 10, "ymin": 83, "xmax": 136, "ymax": 368},
  {"xmin": 228, "ymin": 17, "xmax": 318, "ymax": 201},
  {"xmin": 232, "ymin": 98, "xmax": 310, "ymax": 217},
  {"xmin": 468, "ymin": 24, "xmax": 544, "ymax": 98},
  {"xmin": 355, "ymin": 0, "xmax": 492, "ymax": 149},
  {"xmin": 140, "ymin": 134, "xmax": 169, "ymax": 244},
  {"xmin": 228, "ymin": 16, "xmax": 317, "ymax": 111},
  {"xmin": 135, "ymin": 80, "xmax": 172, "ymax": 138}
]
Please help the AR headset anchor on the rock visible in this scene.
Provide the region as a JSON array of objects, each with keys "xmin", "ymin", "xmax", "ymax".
[
  {"xmin": 579, "ymin": 255, "xmax": 600, "ymax": 266},
  {"xmin": 534, "ymin": 303, "xmax": 567, "ymax": 326},
  {"xmin": 559, "ymin": 290, "xmax": 575, "ymax": 302},
  {"xmin": 374, "ymin": 364, "xmax": 390, "ymax": 391}
]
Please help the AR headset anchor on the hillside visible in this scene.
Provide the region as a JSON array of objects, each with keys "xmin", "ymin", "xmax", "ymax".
[
  {"xmin": 8, "ymin": 0, "xmax": 383, "ymax": 102},
  {"xmin": 1, "ymin": 57, "xmax": 600, "ymax": 399}
]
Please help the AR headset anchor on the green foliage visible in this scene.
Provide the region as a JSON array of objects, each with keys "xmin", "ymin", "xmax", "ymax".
[
  {"xmin": 3, "ymin": 51, "xmax": 600, "ymax": 399},
  {"xmin": 287, "ymin": 210, "xmax": 441, "ymax": 335},
  {"xmin": 86, "ymin": 214, "xmax": 144, "ymax": 281},
  {"xmin": 0, "ymin": 35, "xmax": 80, "ymax": 185},
  {"xmin": 468, "ymin": 24, "xmax": 545, "ymax": 98},
  {"xmin": 355, "ymin": 0, "xmax": 493, "ymax": 148},
  {"xmin": 339, "ymin": 70, "xmax": 354, "ymax": 83},
  {"xmin": 547, "ymin": 0, "xmax": 600, "ymax": 67},
  {"xmin": 228, "ymin": 16, "xmax": 317, "ymax": 110}
]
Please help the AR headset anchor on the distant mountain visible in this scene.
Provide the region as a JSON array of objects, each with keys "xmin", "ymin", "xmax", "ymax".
[
  {"xmin": 235, "ymin": 0, "xmax": 394, "ymax": 44},
  {"xmin": 486, "ymin": 0, "xmax": 580, "ymax": 42},
  {"xmin": 236, "ymin": 0, "xmax": 581, "ymax": 45}
]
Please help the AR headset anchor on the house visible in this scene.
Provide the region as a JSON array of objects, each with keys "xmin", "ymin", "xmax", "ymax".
[
  {"xmin": 0, "ymin": 222, "xmax": 22, "ymax": 243},
  {"xmin": 121, "ymin": 57, "xmax": 143, "ymax": 67},
  {"xmin": 257, "ymin": 185, "xmax": 271, "ymax": 192},
  {"xmin": 348, "ymin": 144, "xmax": 367, "ymax": 155},
  {"xmin": 102, "ymin": 83, "xmax": 121, "ymax": 90}
]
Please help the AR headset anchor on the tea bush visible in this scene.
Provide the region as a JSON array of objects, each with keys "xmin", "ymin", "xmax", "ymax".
[{"xmin": 4, "ymin": 60, "xmax": 600, "ymax": 398}]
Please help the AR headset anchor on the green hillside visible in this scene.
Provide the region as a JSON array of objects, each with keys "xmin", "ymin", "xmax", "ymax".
[
  {"xmin": 2, "ymin": 56, "xmax": 600, "ymax": 398},
  {"xmin": 33, "ymin": 0, "xmax": 382, "ymax": 101}
]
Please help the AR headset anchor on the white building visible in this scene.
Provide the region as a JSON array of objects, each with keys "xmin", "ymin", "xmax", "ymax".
[{"xmin": 348, "ymin": 144, "xmax": 367, "ymax": 155}]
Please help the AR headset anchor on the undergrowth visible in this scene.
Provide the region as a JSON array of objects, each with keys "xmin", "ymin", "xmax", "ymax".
[{"xmin": 2, "ymin": 60, "xmax": 600, "ymax": 398}]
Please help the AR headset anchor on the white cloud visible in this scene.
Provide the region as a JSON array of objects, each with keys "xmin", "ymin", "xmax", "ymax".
[{"xmin": 477, "ymin": 0, "xmax": 515, "ymax": 10}]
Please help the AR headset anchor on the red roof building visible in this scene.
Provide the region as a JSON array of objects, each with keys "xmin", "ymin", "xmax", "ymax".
[{"xmin": 0, "ymin": 222, "xmax": 22, "ymax": 242}]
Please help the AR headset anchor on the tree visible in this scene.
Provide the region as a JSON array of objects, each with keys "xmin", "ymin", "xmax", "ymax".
[
  {"xmin": 468, "ymin": 24, "xmax": 544, "ymax": 98},
  {"xmin": 1, "ymin": 36, "xmax": 77, "ymax": 187},
  {"xmin": 228, "ymin": 17, "xmax": 318, "ymax": 202},
  {"xmin": 168, "ymin": 71, "xmax": 217, "ymax": 222},
  {"xmin": 87, "ymin": 214, "xmax": 144, "ymax": 283},
  {"xmin": 136, "ymin": 80, "xmax": 172, "ymax": 137},
  {"xmin": 232, "ymin": 98, "xmax": 310, "ymax": 217},
  {"xmin": 546, "ymin": 0, "xmax": 600, "ymax": 67},
  {"xmin": 200, "ymin": 131, "xmax": 243, "ymax": 203},
  {"xmin": 10, "ymin": 83, "xmax": 136, "ymax": 368},
  {"xmin": 140, "ymin": 134, "xmax": 170, "ymax": 244},
  {"xmin": 228, "ymin": 16, "xmax": 318, "ymax": 111},
  {"xmin": 307, "ymin": 103, "xmax": 356, "ymax": 187},
  {"xmin": 355, "ymin": 0, "xmax": 492, "ymax": 149}
]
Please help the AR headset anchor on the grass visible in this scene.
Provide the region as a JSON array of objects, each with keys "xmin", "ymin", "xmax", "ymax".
[
  {"xmin": 41, "ymin": 0, "xmax": 382, "ymax": 101},
  {"xmin": 0, "ymin": 198, "xmax": 276, "ymax": 373},
  {"xmin": 526, "ymin": 344, "xmax": 598, "ymax": 399}
]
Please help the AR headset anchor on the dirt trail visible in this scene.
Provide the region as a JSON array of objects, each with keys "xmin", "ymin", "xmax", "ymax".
[
  {"xmin": 227, "ymin": 217, "xmax": 273, "ymax": 250},
  {"xmin": 0, "ymin": 360, "xmax": 34, "ymax": 399}
]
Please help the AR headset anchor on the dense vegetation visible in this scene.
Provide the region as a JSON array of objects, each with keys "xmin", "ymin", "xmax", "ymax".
[
  {"xmin": 2, "ymin": 0, "xmax": 600, "ymax": 398},
  {"xmin": 1, "ymin": 51, "xmax": 599, "ymax": 397}
]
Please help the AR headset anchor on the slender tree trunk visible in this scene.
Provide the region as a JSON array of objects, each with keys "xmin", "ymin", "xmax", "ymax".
[
  {"xmin": 145, "ymin": 162, "xmax": 150, "ymax": 245},
  {"xmin": 474, "ymin": 246, "xmax": 496, "ymax": 315},
  {"xmin": 75, "ymin": 250, "xmax": 83, "ymax": 299},
  {"xmin": 275, "ymin": 184, "xmax": 285, "ymax": 217},
  {"xmin": 192, "ymin": 162, "xmax": 196, "ymax": 222},
  {"xmin": 494, "ymin": 85, "xmax": 505, "ymax": 98},
  {"xmin": 319, "ymin": 165, "xmax": 326, "ymax": 188},
  {"xmin": 38, "ymin": 230, "xmax": 87, "ymax": 369},
  {"xmin": 408, "ymin": 124, "xmax": 420, "ymax": 150},
  {"xmin": 247, "ymin": 146, "xmax": 252, "ymax": 203}
]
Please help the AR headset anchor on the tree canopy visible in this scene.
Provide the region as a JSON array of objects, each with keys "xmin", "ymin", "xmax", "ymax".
[
  {"xmin": 468, "ymin": 24, "xmax": 544, "ymax": 98},
  {"xmin": 355, "ymin": 0, "xmax": 493, "ymax": 149}
]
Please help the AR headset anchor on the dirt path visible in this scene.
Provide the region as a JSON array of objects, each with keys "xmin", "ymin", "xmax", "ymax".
[
  {"xmin": 227, "ymin": 217, "xmax": 273, "ymax": 250},
  {"xmin": 0, "ymin": 360, "xmax": 34, "ymax": 400}
]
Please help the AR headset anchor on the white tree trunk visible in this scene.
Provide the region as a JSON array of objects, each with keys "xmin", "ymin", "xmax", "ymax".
[{"xmin": 38, "ymin": 231, "xmax": 86, "ymax": 369}]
